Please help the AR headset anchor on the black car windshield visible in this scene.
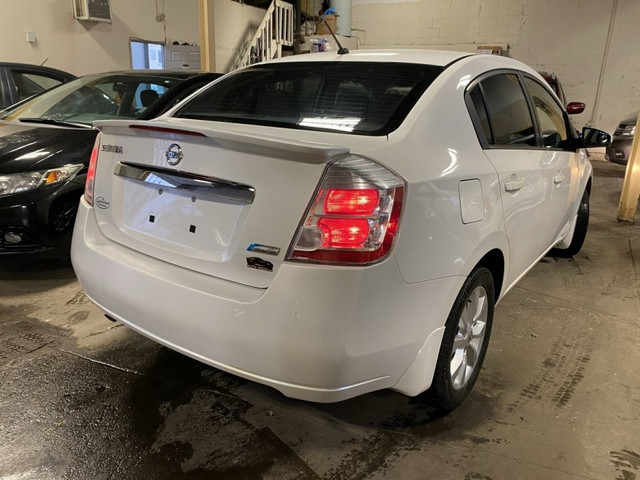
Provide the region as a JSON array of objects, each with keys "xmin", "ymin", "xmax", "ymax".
[
  {"xmin": 173, "ymin": 62, "xmax": 443, "ymax": 135},
  {"xmin": 0, "ymin": 74, "xmax": 184, "ymax": 126}
]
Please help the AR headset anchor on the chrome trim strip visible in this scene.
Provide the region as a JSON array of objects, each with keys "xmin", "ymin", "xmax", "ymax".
[{"xmin": 113, "ymin": 162, "xmax": 255, "ymax": 205}]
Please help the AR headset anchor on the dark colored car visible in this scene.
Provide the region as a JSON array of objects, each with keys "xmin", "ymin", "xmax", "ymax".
[
  {"xmin": 606, "ymin": 113, "xmax": 637, "ymax": 165},
  {"xmin": 538, "ymin": 71, "xmax": 585, "ymax": 115},
  {"xmin": 0, "ymin": 62, "xmax": 76, "ymax": 109},
  {"xmin": 0, "ymin": 70, "xmax": 221, "ymax": 254}
]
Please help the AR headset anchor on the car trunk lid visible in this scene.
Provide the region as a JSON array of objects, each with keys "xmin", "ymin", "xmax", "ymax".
[{"xmin": 91, "ymin": 119, "xmax": 350, "ymax": 288}]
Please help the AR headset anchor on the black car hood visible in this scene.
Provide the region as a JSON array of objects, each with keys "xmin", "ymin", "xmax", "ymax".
[
  {"xmin": 0, "ymin": 122, "xmax": 97, "ymax": 174},
  {"xmin": 620, "ymin": 114, "xmax": 639, "ymax": 126}
]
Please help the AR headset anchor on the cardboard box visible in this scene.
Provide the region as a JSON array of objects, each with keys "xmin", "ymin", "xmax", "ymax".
[
  {"xmin": 477, "ymin": 45, "xmax": 503, "ymax": 55},
  {"xmin": 316, "ymin": 14, "xmax": 337, "ymax": 35}
]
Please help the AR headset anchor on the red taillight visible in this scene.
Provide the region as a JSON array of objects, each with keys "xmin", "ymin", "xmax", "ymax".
[
  {"xmin": 287, "ymin": 156, "xmax": 405, "ymax": 266},
  {"xmin": 324, "ymin": 189, "xmax": 379, "ymax": 215},
  {"xmin": 84, "ymin": 138, "xmax": 99, "ymax": 206},
  {"xmin": 318, "ymin": 218, "xmax": 370, "ymax": 248}
]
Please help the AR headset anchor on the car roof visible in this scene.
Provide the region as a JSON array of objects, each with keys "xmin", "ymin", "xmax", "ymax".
[
  {"xmin": 0, "ymin": 62, "xmax": 76, "ymax": 79},
  {"xmin": 262, "ymin": 49, "xmax": 473, "ymax": 67},
  {"xmin": 537, "ymin": 71, "xmax": 555, "ymax": 81},
  {"xmin": 254, "ymin": 50, "xmax": 543, "ymax": 79},
  {"xmin": 79, "ymin": 70, "xmax": 208, "ymax": 80}
]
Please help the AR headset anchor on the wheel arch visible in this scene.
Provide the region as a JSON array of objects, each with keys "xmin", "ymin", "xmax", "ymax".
[{"xmin": 475, "ymin": 248, "xmax": 505, "ymax": 303}]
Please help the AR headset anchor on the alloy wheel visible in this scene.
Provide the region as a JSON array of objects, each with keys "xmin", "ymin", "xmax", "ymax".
[{"xmin": 450, "ymin": 285, "xmax": 488, "ymax": 390}]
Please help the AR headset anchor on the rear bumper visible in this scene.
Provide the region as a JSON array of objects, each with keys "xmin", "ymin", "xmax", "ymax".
[{"xmin": 71, "ymin": 199, "xmax": 461, "ymax": 402}]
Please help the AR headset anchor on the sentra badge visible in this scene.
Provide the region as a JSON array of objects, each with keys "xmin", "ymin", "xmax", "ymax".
[
  {"xmin": 101, "ymin": 144, "xmax": 123, "ymax": 154},
  {"xmin": 95, "ymin": 196, "xmax": 111, "ymax": 209},
  {"xmin": 166, "ymin": 143, "xmax": 183, "ymax": 166}
]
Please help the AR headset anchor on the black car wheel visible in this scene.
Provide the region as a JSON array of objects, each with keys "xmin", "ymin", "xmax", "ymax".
[
  {"xmin": 50, "ymin": 196, "xmax": 80, "ymax": 233},
  {"xmin": 432, "ymin": 267, "xmax": 495, "ymax": 411}
]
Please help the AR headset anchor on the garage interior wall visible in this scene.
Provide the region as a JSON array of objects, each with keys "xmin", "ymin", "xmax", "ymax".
[
  {"xmin": 351, "ymin": 0, "xmax": 640, "ymax": 133},
  {"xmin": 0, "ymin": 0, "xmax": 264, "ymax": 77},
  {"xmin": 212, "ymin": 0, "xmax": 266, "ymax": 73}
]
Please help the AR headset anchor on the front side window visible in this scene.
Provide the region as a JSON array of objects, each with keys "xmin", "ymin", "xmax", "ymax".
[
  {"xmin": 523, "ymin": 77, "xmax": 569, "ymax": 150},
  {"xmin": 174, "ymin": 62, "xmax": 443, "ymax": 135},
  {"xmin": 478, "ymin": 74, "xmax": 536, "ymax": 147}
]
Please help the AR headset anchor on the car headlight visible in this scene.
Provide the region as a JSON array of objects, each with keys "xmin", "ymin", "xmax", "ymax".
[{"xmin": 0, "ymin": 164, "xmax": 83, "ymax": 197}]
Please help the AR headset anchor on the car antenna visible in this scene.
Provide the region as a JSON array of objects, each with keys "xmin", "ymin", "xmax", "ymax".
[{"xmin": 322, "ymin": 19, "xmax": 349, "ymax": 54}]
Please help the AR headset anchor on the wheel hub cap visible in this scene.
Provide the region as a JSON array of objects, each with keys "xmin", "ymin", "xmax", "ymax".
[{"xmin": 450, "ymin": 285, "xmax": 488, "ymax": 391}]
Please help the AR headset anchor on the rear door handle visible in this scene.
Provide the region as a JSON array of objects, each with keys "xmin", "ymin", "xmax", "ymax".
[
  {"xmin": 553, "ymin": 173, "xmax": 565, "ymax": 184},
  {"xmin": 504, "ymin": 179, "xmax": 524, "ymax": 192}
]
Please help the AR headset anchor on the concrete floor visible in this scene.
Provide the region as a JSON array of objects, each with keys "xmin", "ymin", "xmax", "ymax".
[{"xmin": 1, "ymin": 159, "xmax": 639, "ymax": 480}]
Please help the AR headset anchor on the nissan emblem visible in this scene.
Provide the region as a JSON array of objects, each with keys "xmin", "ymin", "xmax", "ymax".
[{"xmin": 166, "ymin": 143, "xmax": 183, "ymax": 166}]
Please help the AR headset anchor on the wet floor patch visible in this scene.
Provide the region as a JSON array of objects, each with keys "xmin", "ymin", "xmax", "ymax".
[{"xmin": 0, "ymin": 304, "xmax": 65, "ymax": 366}]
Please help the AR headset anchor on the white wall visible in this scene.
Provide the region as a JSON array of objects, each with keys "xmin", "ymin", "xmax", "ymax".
[
  {"xmin": 0, "ymin": 0, "xmax": 200, "ymax": 76},
  {"xmin": 213, "ymin": 0, "xmax": 266, "ymax": 73},
  {"xmin": 351, "ymin": 0, "xmax": 640, "ymax": 133},
  {"xmin": 0, "ymin": 0, "xmax": 269, "ymax": 76}
]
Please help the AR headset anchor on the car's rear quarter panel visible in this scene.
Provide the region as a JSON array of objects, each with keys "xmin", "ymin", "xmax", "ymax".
[{"xmin": 381, "ymin": 55, "xmax": 511, "ymax": 288}]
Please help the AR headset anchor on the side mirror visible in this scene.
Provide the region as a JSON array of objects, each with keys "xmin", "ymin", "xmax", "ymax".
[
  {"xmin": 566, "ymin": 102, "xmax": 586, "ymax": 115},
  {"xmin": 581, "ymin": 127, "xmax": 612, "ymax": 147}
]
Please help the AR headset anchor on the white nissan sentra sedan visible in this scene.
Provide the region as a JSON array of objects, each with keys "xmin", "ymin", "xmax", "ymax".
[{"xmin": 71, "ymin": 50, "xmax": 611, "ymax": 410}]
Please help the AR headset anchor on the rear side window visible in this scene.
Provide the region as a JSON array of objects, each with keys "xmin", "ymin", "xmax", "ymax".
[
  {"xmin": 477, "ymin": 74, "xmax": 536, "ymax": 147},
  {"xmin": 468, "ymin": 86, "xmax": 493, "ymax": 144},
  {"xmin": 523, "ymin": 77, "xmax": 570, "ymax": 150},
  {"xmin": 174, "ymin": 62, "xmax": 443, "ymax": 135},
  {"xmin": 11, "ymin": 69, "xmax": 66, "ymax": 101}
]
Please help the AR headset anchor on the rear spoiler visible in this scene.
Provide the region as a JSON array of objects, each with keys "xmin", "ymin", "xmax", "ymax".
[{"xmin": 94, "ymin": 119, "xmax": 350, "ymax": 165}]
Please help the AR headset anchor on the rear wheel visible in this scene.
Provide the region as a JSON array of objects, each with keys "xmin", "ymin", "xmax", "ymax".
[
  {"xmin": 432, "ymin": 267, "xmax": 495, "ymax": 411},
  {"xmin": 550, "ymin": 189, "xmax": 589, "ymax": 258}
]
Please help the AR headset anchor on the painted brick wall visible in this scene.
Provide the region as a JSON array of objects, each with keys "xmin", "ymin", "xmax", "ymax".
[{"xmin": 351, "ymin": 0, "xmax": 640, "ymax": 133}]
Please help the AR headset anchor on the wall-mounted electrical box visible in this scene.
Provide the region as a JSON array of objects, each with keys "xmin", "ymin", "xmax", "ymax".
[
  {"xmin": 73, "ymin": 0, "xmax": 111, "ymax": 23},
  {"xmin": 164, "ymin": 45, "xmax": 201, "ymax": 71}
]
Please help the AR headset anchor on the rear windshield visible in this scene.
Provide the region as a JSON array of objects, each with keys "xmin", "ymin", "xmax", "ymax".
[{"xmin": 173, "ymin": 62, "xmax": 443, "ymax": 135}]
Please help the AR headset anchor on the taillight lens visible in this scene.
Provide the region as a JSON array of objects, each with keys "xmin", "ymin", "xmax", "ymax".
[
  {"xmin": 324, "ymin": 189, "xmax": 379, "ymax": 215},
  {"xmin": 287, "ymin": 155, "xmax": 405, "ymax": 265},
  {"xmin": 84, "ymin": 136, "xmax": 100, "ymax": 206}
]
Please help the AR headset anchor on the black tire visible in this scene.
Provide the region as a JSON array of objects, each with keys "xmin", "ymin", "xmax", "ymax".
[
  {"xmin": 549, "ymin": 188, "xmax": 589, "ymax": 258},
  {"xmin": 432, "ymin": 267, "xmax": 495, "ymax": 411}
]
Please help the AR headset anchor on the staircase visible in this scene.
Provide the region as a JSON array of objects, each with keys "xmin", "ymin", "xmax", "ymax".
[{"xmin": 231, "ymin": 0, "xmax": 294, "ymax": 71}]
